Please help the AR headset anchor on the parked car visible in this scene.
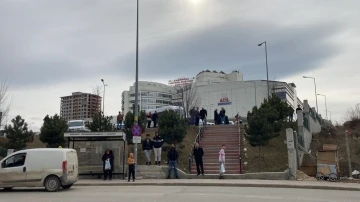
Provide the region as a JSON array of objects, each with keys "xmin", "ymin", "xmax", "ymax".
[
  {"xmin": 67, "ymin": 120, "xmax": 90, "ymax": 132},
  {"xmin": 0, "ymin": 148, "xmax": 79, "ymax": 192}
]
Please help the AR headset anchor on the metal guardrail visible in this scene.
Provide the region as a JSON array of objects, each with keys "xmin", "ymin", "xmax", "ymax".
[{"xmin": 188, "ymin": 116, "xmax": 206, "ymax": 174}]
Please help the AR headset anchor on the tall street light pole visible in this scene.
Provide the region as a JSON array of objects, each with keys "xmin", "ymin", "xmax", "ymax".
[
  {"xmin": 317, "ymin": 93, "xmax": 328, "ymax": 119},
  {"xmin": 258, "ymin": 41, "xmax": 269, "ymax": 98},
  {"xmin": 133, "ymin": 0, "xmax": 140, "ymax": 174},
  {"xmin": 303, "ymin": 76, "xmax": 318, "ymax": 113},
  {"xmin": 101, "ymin": 79, "xmax": 107, "ymax": 114}
]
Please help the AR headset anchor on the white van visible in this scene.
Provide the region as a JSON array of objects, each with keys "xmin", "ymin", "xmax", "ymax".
[{"xmin": 0, "ymin": 148, "xmax": 78, "ymax": 192}]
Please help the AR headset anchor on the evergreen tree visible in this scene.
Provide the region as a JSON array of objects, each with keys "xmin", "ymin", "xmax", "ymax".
[
  {"xmin": 245, "ymin": 96, "xmax": 285, "ymax": 155},
  {"xmin": 4, "ymin": 115, "xmax": 34, "ymax": 150},
  {"xmin": 40, "ymin": 114, "xmax": 68, "ymax": 148},
  {"xmin": 87, "ymin": 111, "xmax": 114, "ymax": 132},
  {"xmin": 158, "ymin": 110, "xmax": 187, "ymax": 144}
]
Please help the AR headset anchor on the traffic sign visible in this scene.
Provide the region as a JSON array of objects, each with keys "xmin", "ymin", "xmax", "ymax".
[
  {"xmin": 132, "ymin": 125, "xmax": 142, "ymax": 136},
  {"xmin": 132, "ymin": 136, "xmax": 141, "ymax": 144}
]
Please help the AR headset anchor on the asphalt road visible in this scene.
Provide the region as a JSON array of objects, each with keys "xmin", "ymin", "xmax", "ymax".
[{"xmin": 0, "ymin": 186, "xmax": 359, "ymax": 202}]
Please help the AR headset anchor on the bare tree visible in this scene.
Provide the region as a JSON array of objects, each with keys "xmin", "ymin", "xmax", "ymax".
[
  {"xmin": 0, "ymin": 81, "xmax": 11, "ymax": 127},
  {"xmin": 92, "ymin": 85, "xmax": 103, "ymax": 97},
  {"xmin": 344, "ymin": 104, "xmax": 360, "ymax": 122},
  {"xmin": 173, "ymin": 83, "xmax": 201, "ymax": 118}
]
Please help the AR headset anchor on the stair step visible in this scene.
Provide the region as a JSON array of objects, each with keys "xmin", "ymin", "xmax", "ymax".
[
  {"xmin": 199, "ymin": 160, "xmax": 239, "ymax": 164},
  {"xmin": 201, "ymin": 148, "xmax": 239, "ymax": 151},
  {"xmin": 192, "ymin": 166, "xmax": 240, "ymax": 170},
  {"xmin": 191, "ymin": 170, "xmax": 241, "ymax": 174}
]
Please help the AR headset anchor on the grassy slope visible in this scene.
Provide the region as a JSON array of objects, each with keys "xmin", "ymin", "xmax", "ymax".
[
  {"xmin": 133, "ymin": 127, "xmax": 198, "ymax": 173},
  {"xmin": 244, "ymin": 122, "xmax": 296, "ymax": 173}
]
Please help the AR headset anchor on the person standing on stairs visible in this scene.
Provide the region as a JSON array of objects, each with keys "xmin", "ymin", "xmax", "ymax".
[
  {"xmin": 193, "ymin": 143, "xmax": 204, "ymax": 176},
  {"xmin": 200, "ymin": 107, "xmax": 207, "ymax": 125},
  {"xmin": 153, "ymin": 131, "xmax": 164, "ymax": 165},
  {"xmin": 219, "ymin": 107, "xmax": 226, "ymax": 124},
  {"xmin": 219, "ymin": 145, "xmax": 226, "ymax": 179},
  {"xmin": 214, "ymin": 109, "xmax": 220, "ymax": 125},
  {"xmin": 142, "ymin": 134, "xmax": 153, "ymax": 165},
  {"xmin": 152, "ymin": 111, "xmax": 159, "ymax": 128}
]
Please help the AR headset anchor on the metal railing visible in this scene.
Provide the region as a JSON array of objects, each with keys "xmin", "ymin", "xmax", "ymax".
[{"xmin": 188, "ymin": 116, "xmax": 207, "ymax": 174}]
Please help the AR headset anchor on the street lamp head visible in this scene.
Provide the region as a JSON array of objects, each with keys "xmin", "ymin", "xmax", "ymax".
[{"xmin": 258, "ymin": 42, "xmax": 264, "ymax": 46}]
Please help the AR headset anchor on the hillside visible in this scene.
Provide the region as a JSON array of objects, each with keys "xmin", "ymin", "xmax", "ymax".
[
  {"xmin": 243, "ymin": 122, "xmax": 296, "ymax": 173},
  {"xmin": 307, "ymin": 125, "xmax": 360, "ymax": 177}
]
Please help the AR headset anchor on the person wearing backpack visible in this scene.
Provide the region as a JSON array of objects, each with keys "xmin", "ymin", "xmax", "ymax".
[{"xmin": 102, "ymin": 149, "xmax": 114, "ymax": 180}]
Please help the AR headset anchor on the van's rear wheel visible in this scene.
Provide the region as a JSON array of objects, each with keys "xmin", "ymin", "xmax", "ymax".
[
  {"xmin": 45, "ymin": 176, "xmax": 61, "ymax": 192},
  {"xmin": 61, "ymin": 184, "xmax": 73, "ymax": 189}
]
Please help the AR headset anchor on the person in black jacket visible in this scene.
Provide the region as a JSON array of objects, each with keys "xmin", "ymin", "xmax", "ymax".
[
  {"xmin": 199, "ymin": 107, "xmax": 207, "ymax": 125},
  {"xmin": 102, "ymin": 149, "xmax": 114, "ymax": 180},
  {"xmin": 219, "ymin": 107, "xmax": 226, "ymax": 124},
  {"xmin": 152, "ymin": 111, "xmax": 159, "ymax": 128},
  {"xmin": 214, "ymin": 109, "xmax": 220, "ymax": 125},
  {"xmin": 193, "ymin": 143, "xmax": 204, "ymax": 176},
  {"xmin": 167, "ymin": 144, "xmax": 179, "ymax": 179},
  {"xmin": 153, "ymin": 132, "xmax": 164, "ymax": 165},
  {"xmin": 142, "ymin": 134, "xmax": 153, "ymax": 165}
]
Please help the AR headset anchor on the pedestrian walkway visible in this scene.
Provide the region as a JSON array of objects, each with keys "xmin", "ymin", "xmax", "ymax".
[
  {"xmin": 75, "ymin": 179, "xmax": 360, "ymax": 191},
  {"xmin": 193, "ymin": 125, "xmax": 240, "ymax": 174}
]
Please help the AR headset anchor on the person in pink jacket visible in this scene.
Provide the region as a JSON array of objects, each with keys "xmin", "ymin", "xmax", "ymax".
[{"xmin": 219, "ymin": 145, "xmax": 226, "ymax": 179}]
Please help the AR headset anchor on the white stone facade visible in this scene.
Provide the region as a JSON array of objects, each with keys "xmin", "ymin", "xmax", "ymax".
[{"xmin": 121, "ymin": 81, "xmax": 175, "ymax": 115}]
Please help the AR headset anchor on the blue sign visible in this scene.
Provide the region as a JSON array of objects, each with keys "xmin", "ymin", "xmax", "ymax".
[{"xmin": 132, "ymin": 125, "xmax": 142, "ymax": 136}]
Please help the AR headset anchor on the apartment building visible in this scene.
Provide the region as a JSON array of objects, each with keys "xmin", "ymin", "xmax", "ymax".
[{"xmin": 60, "ymin": 92, "xmax": 101, "ymax": 121}]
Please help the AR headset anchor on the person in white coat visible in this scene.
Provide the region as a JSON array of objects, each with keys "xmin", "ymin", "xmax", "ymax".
[{"xmin": 218, "ymin": 145, "xmax": 226, "ymax": 179}]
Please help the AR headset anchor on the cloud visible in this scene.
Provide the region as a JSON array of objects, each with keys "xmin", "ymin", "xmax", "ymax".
[
  {"xmin": 1, "ymin": 0, "xmax": 360, "ymax": 127},
  {"xmin": 112, "ymin": 19, "xmax": 342, "ymax": 81}
]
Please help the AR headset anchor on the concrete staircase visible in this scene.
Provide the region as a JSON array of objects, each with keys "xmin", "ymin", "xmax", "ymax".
[{"xmin": 191, "ymin": 125, "xmax": 241, "ymax": 174}]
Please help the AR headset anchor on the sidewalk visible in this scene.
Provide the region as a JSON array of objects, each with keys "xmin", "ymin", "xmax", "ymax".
[{"xmin": 75, "ymin": 179, "xmax": 360, "ymax": 191}]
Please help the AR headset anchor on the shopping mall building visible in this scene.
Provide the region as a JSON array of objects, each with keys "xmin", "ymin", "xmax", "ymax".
[{"xmin": 122, "ymin": 70, "xmax": 303, "ymax": 119}]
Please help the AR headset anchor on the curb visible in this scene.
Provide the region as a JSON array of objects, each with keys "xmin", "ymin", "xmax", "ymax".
[{"xmin": 73, "ymin": 182, "xmax": 360, "ymax": 191}]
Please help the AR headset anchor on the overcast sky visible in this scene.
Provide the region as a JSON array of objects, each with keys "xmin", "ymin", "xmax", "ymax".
[{"xmin": 1, "ymin": 0, "xmax": 359, "ymax": 131}]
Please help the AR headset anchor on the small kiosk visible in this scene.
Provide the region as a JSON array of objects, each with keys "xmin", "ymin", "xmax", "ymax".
[{"xmin": 64, "ymin": 132, "xmax": 127, "ymax": 179}]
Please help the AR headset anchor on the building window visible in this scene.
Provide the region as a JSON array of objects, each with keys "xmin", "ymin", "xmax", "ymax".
[{"xmin": 275, "ymin": 92, "xmax": 287, "ymax": 100}]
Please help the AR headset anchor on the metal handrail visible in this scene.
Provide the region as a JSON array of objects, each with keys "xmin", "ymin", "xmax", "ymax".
[{"xmin": 188, "ymin": 116, "xmax": 207, "ymax": 174}]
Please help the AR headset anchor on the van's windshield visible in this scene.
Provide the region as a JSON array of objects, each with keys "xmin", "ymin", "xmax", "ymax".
[{"xmin": 68, "ymin": 121, "xmax": 84, "ymax": 127}]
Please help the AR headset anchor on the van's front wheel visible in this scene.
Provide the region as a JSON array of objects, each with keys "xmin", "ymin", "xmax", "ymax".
[
  {"xmin": 44, "ymin": 176, "xmax": 61, "ymax": 192},
  {"xmin": 61, "ymin": 184, "xmax": 73, "ymax": 189},
  {"xmin": 3, "ymin": 187, "xmax": 13, "ymax": 191}
]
